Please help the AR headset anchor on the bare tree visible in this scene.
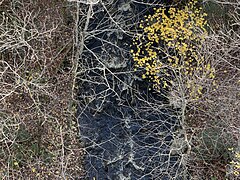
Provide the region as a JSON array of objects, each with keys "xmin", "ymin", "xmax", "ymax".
[{"xmin": 0, "ymin": 0, "xmax": 84, "ymax": 179}]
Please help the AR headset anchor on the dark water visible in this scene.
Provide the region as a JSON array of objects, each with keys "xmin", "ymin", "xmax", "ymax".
[
  {"xmin": 79, "ymin": 104, "xmax": 182, "ymax": 179},
  {"xmin": 78, "ymin": 1, "xmax": 187, "ymax": 179}
]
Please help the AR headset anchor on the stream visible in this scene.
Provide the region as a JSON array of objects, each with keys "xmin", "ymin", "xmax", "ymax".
[{"xmin": 77, "ymin": 1, "xmax": 187, "ymax": 179}]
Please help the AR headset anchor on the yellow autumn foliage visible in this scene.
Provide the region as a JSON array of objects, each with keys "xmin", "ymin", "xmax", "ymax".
[
  {"xmin": 229, "ymin": 148, "xmax": 240, "ymax": 177},
  {"xmin": 131, "ymin": 0, "xmax": 215, "ymax": 99}
]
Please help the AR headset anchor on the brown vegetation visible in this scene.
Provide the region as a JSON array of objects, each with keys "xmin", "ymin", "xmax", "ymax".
[{"xmin": 0, "ymin": 0, "xmax": 84, "ymax": 179}]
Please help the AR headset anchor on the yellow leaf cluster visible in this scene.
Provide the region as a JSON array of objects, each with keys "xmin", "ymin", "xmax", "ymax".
[
  {"xmin": 130, "ymin": 0, "xmax": 215, "ymax": 98},
  {"xmin": 230, "ymin": 150, "xmax": 240, "ymax": 176}
]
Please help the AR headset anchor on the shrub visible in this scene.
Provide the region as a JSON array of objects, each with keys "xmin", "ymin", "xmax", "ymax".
[{"xmin": 131, "ymin": 0, "xmax": 215, "ymax": 100}]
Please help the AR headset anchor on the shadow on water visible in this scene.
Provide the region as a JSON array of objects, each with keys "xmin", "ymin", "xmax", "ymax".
[{"xmin": 78, "ymin": 0, "xmax": 186, "ymax": 179}]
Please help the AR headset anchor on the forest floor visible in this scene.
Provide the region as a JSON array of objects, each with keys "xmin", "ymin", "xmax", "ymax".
[{"xmin": 0, "ymin": 0, "xmax": 85, "ymax": 179}]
